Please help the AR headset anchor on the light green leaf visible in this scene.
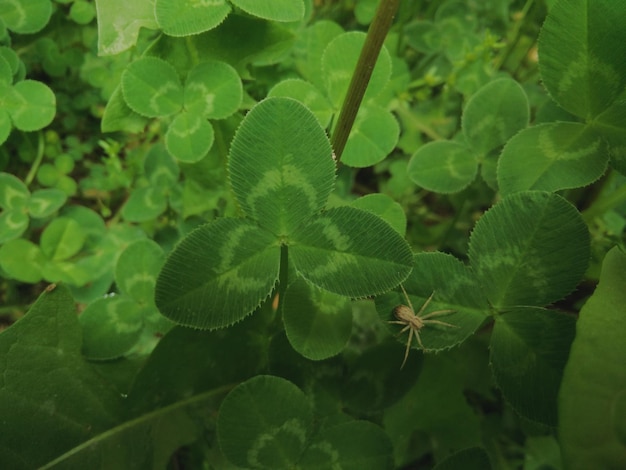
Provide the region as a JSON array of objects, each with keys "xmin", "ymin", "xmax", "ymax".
[
  {"xmin": 0, "ymin": 285, "xmax": 121, "ymax": 469},
  {"xmin": 155, "ymin": 0, "xmax": 231, "ymax": 37},
  {"xmin": 322, "ymin": 31, "xmax": 391, "ymax": 108},
  {"xmin": 0, "ymin": 172, "xmax": 29, "ymax": 208},
  {"xmin": 101, "ymin": 85, "xmax": 149, "ymax": 133},
  {"xmin": 144, "ymin": 143, "xmax": 180, "ymax": 187},
  {"xmin": 293, "ymin": 20, "xmax": 343, "ymax": 90},
  {"xmin": 40, "ymin": 218, "xmax": 86, "ymax": 261},
  {"xmin": 0, "ymin": 238, "xmax": 45, "ymax": 282},
  {"xmin": 121, "ymin": 186, "xmax": 167, "ymax": 222},
  {"xmin": 230, "ymin": 0, "xmax": 305, "ymax": 22},
  {"xmin": 468, "ymin": 191, "xmax": 590, "ymax": 308},
  {"xmin": 341, "ymin": 105, "xmax": 399, "ymax": 168},
  {"xmin": 290, "ymin": 206, "xmax": 413, "ymax": 298},
  {"xmin": 229, "ymin": 97, "xmax": 335, "ymax": 237},
  {"xmin": 404, "ymin": 20, "xmax": 441, "ymax": 54},
  {"xmin": 69, "ymin": 0, "xmax": 95, "ymax": 25},
  {"xmin": 538, "ymin": 0, "xmax": 626, "ymax": 119},
  {"xmin": 350, "ymin": 193, "xmax": 406, "ymax": 236},
  {"xmin": 0, "ymin": 54, "xmax": 11, "ymax": 85},
  {"xmin": 462, "ymin": 78, "xmax": 529, "ymax": 155},
  {"xmin": 354, "ymin": 0, "xmax": 377, "ymax": 25},
  {"xmin": 155, "ymin": 218, "xmax": 280, "ymax": 329},
  {"xmin": 490, "ymin": 307, "xmax": 575, "ymax": 426},
  {"xmin": 115, "ymin": 239, "xmax": 165, "ymax": 304},
  {"xmin": 165, "ymin": 111, "xmax": 214, "ymax": 162},
  {"xmin": 184, "ymin": 60, "xmax": 242, "ymax": 119},
  {"xmin": 0, "ymin": 209, "xmax": 28, "ymax": 243},
  {"xmin": 5, "ymin": 80, "xmax": 56, "ymax": 131},
  {"xmin": 121, "ymin": 57, "xmax": 183, "ymax": 118},
  {"xmin": 408, "ymin": 141, "xmax": 477, "ymax": 194},
  {"xmin": 0, "ymin": 108, "xmax": 10, "ymax": 145},
  {"xmin": 0, "ymin": 46, "xmax": 19, "ymax": 76},
  {"xmin": 377, "ymin": 252, "xmax": 489, "ymax": 354},
  {"xmin": 94, "ymin": 0, "xmax": 157, "ymax": 55},
  {"xmin": 28, "ymin": 188, "xmax": 66, "ymax": 218},
  {"xmin": 268, "ymin": 78, "xmax": 333, "ymax": 128},
  {"xmin": 498, "ymin": 122, "xmax": 608, "ymax": 195},
  {"xmin": 299, "ymin": 421, "xmax": 393, "ymax": 469},
  {"xmin": 217, "ymin": 375, "xmax": 313, "ymax": 469},
  {"xmin": 559, "ymin": 246, "xmax": 626, "ymax": 469},
  {"xmin": 79, "ymin": 296, "xmax": 143, "ymax": 360},
  {"xmin": 0, "ymin": 0, "xmax": 52, "ymax": 34},
  {"xmin": 283, "ymin": 278, "xmax": 352, "ymax": 360}
]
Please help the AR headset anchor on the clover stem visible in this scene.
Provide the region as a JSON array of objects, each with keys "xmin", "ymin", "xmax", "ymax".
[
  {"xmin": 24, "ymin": 132, "xmax": 45, "ymax": 187},
  {"xmin": 330, "ymin": 0, "xmax": 400, "ymax": 163}
]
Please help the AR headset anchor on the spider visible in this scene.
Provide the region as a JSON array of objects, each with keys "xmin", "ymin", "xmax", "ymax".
[{"xmin": 389, "ymin": 285, "xmax": 458, "ymax": 369}]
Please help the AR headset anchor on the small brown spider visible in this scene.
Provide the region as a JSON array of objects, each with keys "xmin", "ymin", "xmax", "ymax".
[{"xmin": 389, "ymin": 285, "xmax": 458, "ymax": 368}]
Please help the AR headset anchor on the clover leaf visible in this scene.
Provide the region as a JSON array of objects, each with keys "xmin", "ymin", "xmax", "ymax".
[{"xmin": 155, "ymin": 97, "xmax": 413, "ymax": 331}]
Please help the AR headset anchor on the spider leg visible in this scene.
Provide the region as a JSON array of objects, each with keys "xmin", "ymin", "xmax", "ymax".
[
  {"xmin": 423, "ymin": 319, "xmax": 458, "ymax": 328},
  {"xmin": 400, "ymin": 327, "xmax": 414, "ymax": 369},
  {"xmin": 420, "ymin": 309, "xmax": 455, "ymax": 320}
]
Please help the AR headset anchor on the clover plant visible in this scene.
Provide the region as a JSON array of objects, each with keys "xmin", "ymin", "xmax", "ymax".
[{"xmin": 0, "ymin": 1, "xmax": 625, "ymax": 469}]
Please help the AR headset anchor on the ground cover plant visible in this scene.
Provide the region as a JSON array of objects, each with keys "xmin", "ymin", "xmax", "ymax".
[{"xmin": 0, "ymin": 0, "xmax": 625, "ymax": 468}]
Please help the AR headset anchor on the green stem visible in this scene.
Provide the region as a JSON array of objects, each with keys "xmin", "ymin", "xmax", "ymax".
[
  {"xmin": 24, "ymin": 132, "xmax": 46, "ymax": 187},
  {"xmin": 581, "ymin": 181, "xmax": 626, "ymax": 223},
  {"xmin": 492, "ymin": 0, "xmax": 535, "ymax": 71},
  {"xmin": 331, "ymin": 0, "xmax": 400, "ymax": 162}
]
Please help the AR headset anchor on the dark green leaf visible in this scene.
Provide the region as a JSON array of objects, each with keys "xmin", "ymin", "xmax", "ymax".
[
  {"xmin": 432, "ymin": 447, "xmax": 492, "ymax": 470},
  {"xmin": 491, "ymin": 307, "xmax": 575, "ymax": 426},
  {"xmin": 377, "ymin": 252, "xmax": 489, "ymax": 354},
  {"xmin": 115, "ymin": 239, "xmax": 164, "ymax": 304},
  {"xmin": 155, "ymin": 218, "xmax": 280, "ymax": 329},
  {"xmin": 217, "ymin": 375, "xmax": 314, "ymax": 469},
  {"xmin": 0, "ymin": 285, "xmax": 121, "ymax": 469},
  {"xmin": 469, "ymin": 191, "xmax": 589, "ymax": 308},
  {"xmin": 80, "ymin": 296, "xmax": 143, "ymax": 360},
  {"xmin": 498, "ymin": 122, "xmax": 608, "ymax": 195},
  {"xmin": 538, "ymin": 0, "xmax": 626, "ymax": 118},
  {"xmin": 559, "ymin": 246, "xmax": 626, "ymax": 469},
  {"xmin": 229, "ymin": 97, "xmax": 335, "ymax": 236},
  {"xmin": 290, "ymin": 206, "xmax": 413, "ymax": 298},
  {"xmin": 299, "ymin": 421, "xmax": 393, "ymax": 469},
  {"xmin": 283, "ymin": 278, "xmax": 352, "ymax": 360}
]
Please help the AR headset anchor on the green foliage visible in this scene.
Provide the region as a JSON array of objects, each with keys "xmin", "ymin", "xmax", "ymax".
[
  {"xmin": 155, "ymin": 97, "xmax": 412, "ymax": 329},
  {"xmin": 559, "ymin": 246, "xmax": 626, "ymax": 469},
  {"xmin": 217, "ymin": 375, "xmax": 394, "ymax": 469},
  {"xmin": 1, "ymin": 0, "xmax": 626, "ymax": 468}
]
